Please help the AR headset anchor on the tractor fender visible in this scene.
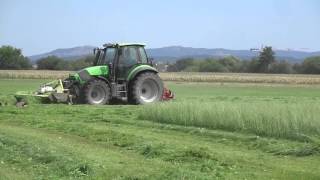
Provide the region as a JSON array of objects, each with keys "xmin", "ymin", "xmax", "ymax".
[
  {"xmin": 77, "ymin": 76, "xmax": 110, "ymax": 91},
  {"xmin": 95, "ymin": 76, "xmax": 110, "ymax": 86},
  {"xmin": 126, "ymin": 65, "xmax": 158, "ymax": 82}
]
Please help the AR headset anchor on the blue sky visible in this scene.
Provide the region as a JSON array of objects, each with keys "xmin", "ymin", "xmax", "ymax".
[{"xmin": 1, "ymin": 0, "xmax": 319, "ymax": 56}]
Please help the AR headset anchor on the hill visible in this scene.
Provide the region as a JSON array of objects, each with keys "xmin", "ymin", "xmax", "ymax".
[
  {"xmin": 29, "ymin": 45, "xmax": 96, "ymax": 62},
  {"xmin": 29, "ymin": 45, "xmax": 320, "ymax": 62}
]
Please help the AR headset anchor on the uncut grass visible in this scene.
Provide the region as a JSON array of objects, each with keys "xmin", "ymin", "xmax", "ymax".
[{"xmin": 139, "ymin": 101, "xmax": 320, "ymax": 140}]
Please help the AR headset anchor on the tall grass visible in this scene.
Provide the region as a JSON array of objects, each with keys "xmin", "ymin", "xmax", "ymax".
[
  {"xmin": 160, "ymin": 72, "xmax": 320, "ymax": 84},
  {"xmin": 139, "ymin": 101, "xmax": 320, "ymax": 140}
]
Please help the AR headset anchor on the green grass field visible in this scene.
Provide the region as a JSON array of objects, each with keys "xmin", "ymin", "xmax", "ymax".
[{"xmin": 1, "ymin": 79, "xmax": 320, "ymax": 179}]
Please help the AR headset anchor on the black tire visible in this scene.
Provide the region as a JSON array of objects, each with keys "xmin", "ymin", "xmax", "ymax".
[
  {"xmin": 83, "ymin": 79, "xmax": 110, "ymax": 105},
  {"xmin": 129, "ymin": 72, "xmax": 163, "ymax": 104},
  {"xmin": 70, "ymin": 84, "xmax": 81, "ymax": 104}
]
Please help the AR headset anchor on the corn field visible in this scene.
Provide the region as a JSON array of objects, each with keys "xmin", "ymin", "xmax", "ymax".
[
  {"xmin": 0, "ymin": 70, "xmax": 70, "ymax": 79},
  {"xmin": 160, "ymin": 72, "xmax": 320, "ymax": 84},
  {"xmin": 2, "ymin": 70, "xmax": 320, "ymax": 84}
]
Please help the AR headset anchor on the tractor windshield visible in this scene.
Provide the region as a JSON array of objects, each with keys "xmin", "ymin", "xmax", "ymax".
[
  {"xmin": 94, "ymin": 49, "xmax": 105, "ymax": 66},
  {"xmin": 105, "ymin": 48, "xmax": 116, "ymax": 65}
]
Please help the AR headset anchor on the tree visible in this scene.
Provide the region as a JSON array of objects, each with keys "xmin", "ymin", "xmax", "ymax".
[
  {"xmin": 175, "ymin": 58, "xmax": 195, "ymax": 71},
  {"xmin": 69, "ymin": 55, "xmax": 94, "ymax": 70},
  {"xmin": 258, "ymin": 46, "xmax": 275, "ymax": 73},
  {"xmin": 37, "ymin": 56, "xmax": 68, "ymax": 70},
  {"xmin": 301, "ymin": 56, "xmax": 320, "ymax": 74},
  {"xmin": 0, "ymin": 45, "xmax": 32, "ymax": 69},
  {"xmin": 167, "ymin": 58, "xmax": 195, "ymax": 72},
  {"xmin": 269, "ymin": 61, "xmax": 293, "ymax": 74},
  {"xmin": 245, "ymin": 57, "xmax": 260, "ymax": 73},
  {"xmin": 292, "ymin": 63, "xmax": 303, "ymax": 74},
  {"xmin": 199, "ymin": 59, "xmax": 228, "ymax": 72},
  {"xmin": 218, "ymin": 56, "xmax": 241, "ymax": 72}
]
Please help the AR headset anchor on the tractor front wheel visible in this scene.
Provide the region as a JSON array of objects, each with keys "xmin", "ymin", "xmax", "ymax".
[
  {"xmin": 130, "ymin": 72, "xmax": 163, "ymax": 104},
  {"xmin": 83, "ymin": 79, "xmax": 110, "ymax": 105},
  {"xmin": 70, "ymin": 84, "xmax": 81, "ymax": 104}
]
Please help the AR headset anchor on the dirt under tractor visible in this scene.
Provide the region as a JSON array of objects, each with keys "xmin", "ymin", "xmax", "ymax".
[{"xmin": 15, "ymin": 43, "xmax": 173, "ymax": 106}]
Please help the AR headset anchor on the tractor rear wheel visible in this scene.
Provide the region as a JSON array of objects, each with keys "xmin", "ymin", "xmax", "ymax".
[
  {"xmin": 83, "ymin": 79, "xmax": 110, "ymax": 105},
  {"xmin": 130, "ymin": 72, "xmax": 163, "ymax": 104}
]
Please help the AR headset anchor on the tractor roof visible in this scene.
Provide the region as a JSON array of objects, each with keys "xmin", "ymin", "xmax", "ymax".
[{"xmin": 103, "ymin": 43, "xmax": 146, "ymax": 48}]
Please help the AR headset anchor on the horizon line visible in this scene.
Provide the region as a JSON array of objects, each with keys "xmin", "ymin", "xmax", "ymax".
[{"xmin": 24, "ymin": 44, "xmax": 319, "ymax": 56}]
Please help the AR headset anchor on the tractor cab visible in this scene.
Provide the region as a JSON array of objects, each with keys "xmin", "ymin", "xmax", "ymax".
[{"xmin": 93, "ymin": 43, "xmax": 152, "ymax": 81}]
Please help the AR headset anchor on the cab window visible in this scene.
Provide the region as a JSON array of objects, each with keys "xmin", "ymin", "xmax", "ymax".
[
  {"xmin": 138, "ymin": 47, "xmax": 148, "ymax": 63},
  {"xmin": 118, "ymin": 46, "xmax": 138, "ymax": 66}
]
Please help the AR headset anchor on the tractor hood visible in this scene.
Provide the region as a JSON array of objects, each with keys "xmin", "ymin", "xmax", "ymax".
[{"xmin": 70, "ymin": 65, "xmax": 109, "ymax": 84}]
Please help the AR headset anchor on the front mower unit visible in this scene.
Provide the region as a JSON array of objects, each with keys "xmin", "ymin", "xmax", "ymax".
[{"xmin": 15, "ymin": 79, "xmax": 73, "ymax": 105}]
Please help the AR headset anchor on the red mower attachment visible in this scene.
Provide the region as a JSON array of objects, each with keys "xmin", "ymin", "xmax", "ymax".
[{"xmin": 162, "ymin": 87, "xmax": 174, "ymax": 101}]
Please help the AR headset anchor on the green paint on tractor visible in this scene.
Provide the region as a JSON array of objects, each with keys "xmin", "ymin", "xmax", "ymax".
[
  {"xmin": 85, "ymin": 65, "xmax": 109, "ymax": 76},
  {"xmin": 69, "ymin": 65, "xmax": 109, "ymax": 84}
]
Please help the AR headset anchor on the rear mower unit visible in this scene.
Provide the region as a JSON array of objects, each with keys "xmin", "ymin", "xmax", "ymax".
[{"xmin": 15, "ymin": 43, "xmax": 173, "ymax": 105}]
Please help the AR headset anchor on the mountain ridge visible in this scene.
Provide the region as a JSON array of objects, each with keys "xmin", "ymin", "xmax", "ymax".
[{"xmin": 29, "ymin": 45, "xmax": 320, "ymax": 62}]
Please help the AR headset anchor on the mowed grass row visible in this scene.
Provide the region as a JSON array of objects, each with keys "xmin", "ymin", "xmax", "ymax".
[
  {"xmin": 139, "ymin": 101, "xmax": 320, "ymax": 141},
  {"xmin": 2, "ymin": 70, "xmax": 320, "ymax": 84}
]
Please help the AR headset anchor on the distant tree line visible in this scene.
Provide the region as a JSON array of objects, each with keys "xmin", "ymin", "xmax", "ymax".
[
  {"xmin": 0, "ymin": 45, "xmax": 94, "ymax": 71},
  {"xmin": 167, "ymin": 46, "xmax": 320, "ymax": 74},
  {"xmin": 36, "ymin": 55, "xmax": 94, "ymax": 70},
  {"xmin": 1, "ymin": 45, "xmax": 320, "ymax": 74}
]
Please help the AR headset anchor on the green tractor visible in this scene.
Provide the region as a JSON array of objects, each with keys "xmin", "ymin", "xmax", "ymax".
[{"xmin": 15, "ymin": 43, "xmax": 173, "ymax": 106}]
